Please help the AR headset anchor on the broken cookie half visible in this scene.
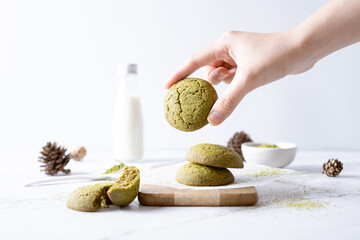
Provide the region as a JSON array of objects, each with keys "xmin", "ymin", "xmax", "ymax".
[{"xmin": 66, "ymin": 166, "xmax": 140, "ymax": 212}]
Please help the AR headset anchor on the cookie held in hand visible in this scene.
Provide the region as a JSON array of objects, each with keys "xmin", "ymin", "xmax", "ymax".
[{"xmin": 164, "ymin": 78, "xmax": 218, "ymax": 132}]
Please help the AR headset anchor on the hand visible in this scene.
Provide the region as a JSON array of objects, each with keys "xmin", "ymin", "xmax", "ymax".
[
  {"xmin": 164, "ymin": 30, "xmax": 311, "ymax": 126},
  {"xmin": 165, "ymin": 0, "xmax": 360, "ymax": 126}
]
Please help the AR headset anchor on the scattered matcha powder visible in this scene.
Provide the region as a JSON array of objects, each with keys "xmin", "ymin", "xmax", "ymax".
[
  {"xmin": 259, "ymin": 144, "xmax": 278, "ymax": 148},
  {"xmin": 253, "ymin": 167, "xmax": 296, "ymax": 177},
  {"xmin": 255, "ymin": 179, "xmax": 339, "ymax": 211},
  {"xmin": 278, "ymin": 198, "xmax": 328, "ymax": 210},
  {"xmin": 104, "ymin": 163, "xmax": 125, "ymax": 174}
]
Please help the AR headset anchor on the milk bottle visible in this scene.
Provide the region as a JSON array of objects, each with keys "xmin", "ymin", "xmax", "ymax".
[{"xmin": 112, "ymin": 63, "xmax": 143, "ymax": 162}]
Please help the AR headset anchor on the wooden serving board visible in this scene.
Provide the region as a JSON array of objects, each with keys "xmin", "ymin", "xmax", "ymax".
[{"xmin": 138, "ymin": 184, "xmax": 258, "ymax": 206}]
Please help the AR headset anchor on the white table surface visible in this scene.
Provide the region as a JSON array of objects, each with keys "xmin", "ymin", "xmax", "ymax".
[{"xmin": 1, "ymin": 150, "xmax": 359, "ymax": 240}]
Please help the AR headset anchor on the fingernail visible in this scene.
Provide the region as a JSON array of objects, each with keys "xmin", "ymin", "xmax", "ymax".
[
  {"xmin": 208, "ymin": 111, "xmax": 224, "ymax": 126},
  {"xmin": 163, "ymin": 81, "xmax": 169, "ymax": 89},
  {"xmin": 218, "ymin": 72, "xmax": 228, "ymax": 81}
]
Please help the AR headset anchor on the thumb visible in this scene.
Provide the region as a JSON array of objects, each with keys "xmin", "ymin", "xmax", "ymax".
[{"xmin": 207, "ymin": 72, "xmax": 248, "ymax": 126}]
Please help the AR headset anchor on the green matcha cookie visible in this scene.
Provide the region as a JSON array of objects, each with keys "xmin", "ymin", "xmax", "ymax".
[
  {"xmin": 66, "ymin": 182, "xmax": 114, "ymax": 212},
  {"xmin": 95, "ymin": 182, "xmax": 114, "ymax": 205},
  {"xmin": 186, "ymin": 143, "xmax": 243, "ymax": 168},
  {"xmin": 176, "ymin": 163, "xmax": 234, "ymax": 186},
  {"xmin": 107, "ymin": 166, "xmax": 140, "ymax": 207},
  {"xmin": 164, "ymin": 78, "xmax": 218, "ymax": 132}
]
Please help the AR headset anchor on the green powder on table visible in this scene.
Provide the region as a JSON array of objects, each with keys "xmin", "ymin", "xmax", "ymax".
[
  {"xmin": 104, "ymin": 163, "xmax": 125, "ymax": 174},
  {"xmin": 278, "ymin": 199, "xmax": 328, "ymax": 210},
  {"xmin": 253, "ymin": 167, "xmax": 292, "ymax": 177}
]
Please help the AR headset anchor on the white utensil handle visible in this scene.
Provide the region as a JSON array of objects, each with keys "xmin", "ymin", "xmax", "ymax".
[{"xmin": 24, "ymin": 175, "xmax": 109, "ymax": 187}]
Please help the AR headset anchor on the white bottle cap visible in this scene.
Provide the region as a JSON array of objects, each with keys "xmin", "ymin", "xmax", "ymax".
[{"xmin": 118, "ymin": 63, "xmax": 137, "ymax": 75}]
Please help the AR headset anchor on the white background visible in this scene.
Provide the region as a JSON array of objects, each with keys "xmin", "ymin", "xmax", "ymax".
[{"xmin": 1, "ymin": 0, "xmax": 359, "ymax": 153}]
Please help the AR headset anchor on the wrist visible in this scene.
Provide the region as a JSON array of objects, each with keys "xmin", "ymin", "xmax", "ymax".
[{"xmin": 283, "ymin": 28, "xmax": 320, "ymax": 75}]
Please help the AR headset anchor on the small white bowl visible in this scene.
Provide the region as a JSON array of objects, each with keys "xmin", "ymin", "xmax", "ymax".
[{"xmin": 241, "ymin": 142, "xmax": 297, "ymax": 168}]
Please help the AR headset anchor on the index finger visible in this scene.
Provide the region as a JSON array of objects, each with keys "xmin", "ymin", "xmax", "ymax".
[{"xmin": 164, "ymin": 42, "xmax": 220, "ymax": 89}]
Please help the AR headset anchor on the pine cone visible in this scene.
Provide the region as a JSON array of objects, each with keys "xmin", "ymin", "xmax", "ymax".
[
  {"xmin": 38, "ymin": 142, "xmax": 71, "ymax": 175},
  {"xmin": 322, "ymin": 158, "xmax": 343, "ymax": 177},
  {"xmin": 227, "ymin": 131, "xmax": 252, "ymax": 161}
]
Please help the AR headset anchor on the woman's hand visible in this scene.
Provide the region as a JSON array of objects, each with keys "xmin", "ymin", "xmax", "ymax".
[
  {"xmin": 165, "ymin": 0, "xmax": 360, "ymax": 126},
  {"xmin": 164, "ymin": 30, "xmax": 309, "ymax": 126}
]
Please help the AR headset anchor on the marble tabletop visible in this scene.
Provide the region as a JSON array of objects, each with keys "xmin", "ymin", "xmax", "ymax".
[{"xmin": 0, "ymin": 150, "xmax": 359, "ymax": 240}]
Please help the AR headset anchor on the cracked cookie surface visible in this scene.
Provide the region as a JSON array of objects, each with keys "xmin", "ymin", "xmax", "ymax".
[
  {"xmin": 66, "ymin": 182, "xmax": 114, "ymax": 212},
  {"xmin": 176, "ymin": 162, "xmax": 234, "ymax": 186},
  {"xmin": 186, "ymin": 143, "xmax": 244, "ymax": 168},
  {"xmin": 164, "ymin": 78, "xmax": 218, "ymax": 132}
]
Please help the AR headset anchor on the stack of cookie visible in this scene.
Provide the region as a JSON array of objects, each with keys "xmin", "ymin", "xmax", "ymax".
[
  {"xmin": 176, "ymin": 143, "xmax": 244, "ymax": 186},
  {"xmin": 164, "ymin": 78, "xmax": 244, "ymax": 187}
]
